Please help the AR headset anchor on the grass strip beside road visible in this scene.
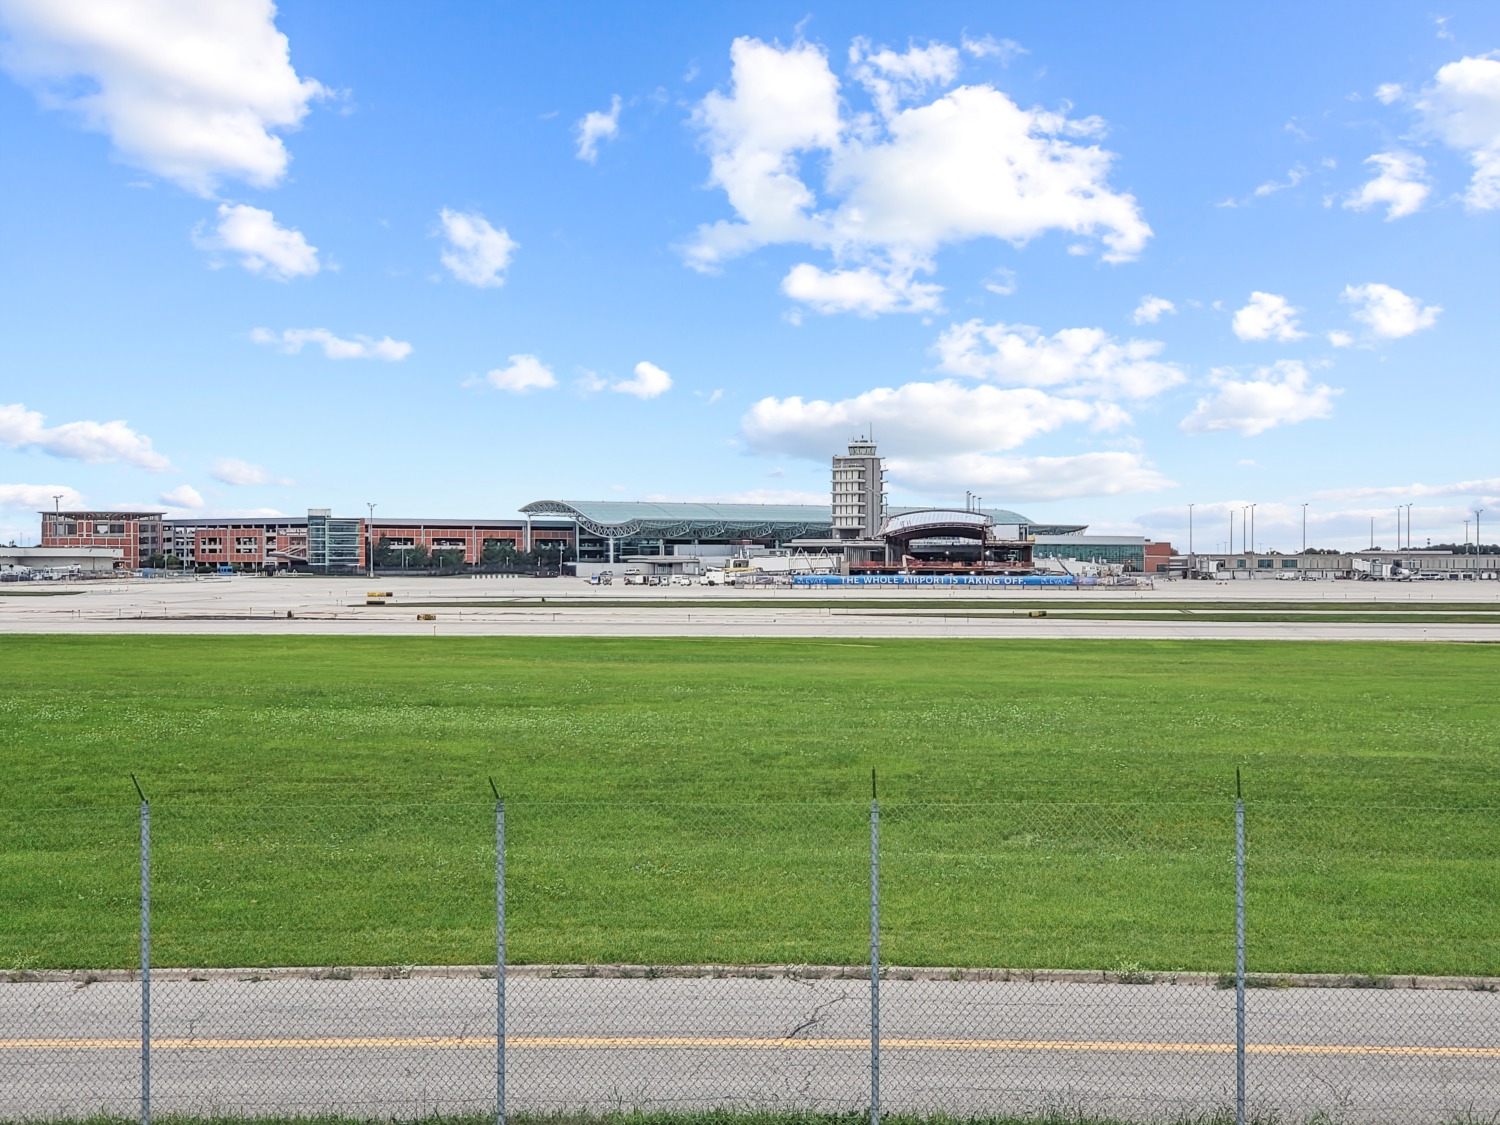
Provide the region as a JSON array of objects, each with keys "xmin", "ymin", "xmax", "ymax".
[{"xmin": 2, "ymin": 636, "xmax": 1496, "ymax": 976}]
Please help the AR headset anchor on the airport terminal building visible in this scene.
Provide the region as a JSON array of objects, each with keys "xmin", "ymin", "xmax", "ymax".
[{"xmin": 37, "ymin": 439, "xmax": 1181, "ymax": 574}]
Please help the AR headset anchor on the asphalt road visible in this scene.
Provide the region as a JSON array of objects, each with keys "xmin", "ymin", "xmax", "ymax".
[
  {"xmin": 5, "ymin": 974, "xmax": 1495, "ymax": 1123},
  {"xmin": 5, "ymin": 575, "xmax": 1499, "ymax": 640}
]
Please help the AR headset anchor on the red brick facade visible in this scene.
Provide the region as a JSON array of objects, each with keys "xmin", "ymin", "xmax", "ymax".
[{"xmin": 40, "ymin": 511, "xmax": 164, "ymax": 570}]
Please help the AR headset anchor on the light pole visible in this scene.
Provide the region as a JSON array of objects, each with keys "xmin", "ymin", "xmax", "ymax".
[
  {"xmin": 1404, "ymin": 503, "xmax": 1413, "ymax": 550},
  {"xmin": 1476, "ymin": 509, "xmax": 1484, "ymax": 558},
  {"xmin": 1188, "ymin": 503, "xmax": 1195, "ymax": 575},
  {"xmin": 1301, "ymin": 502, "xmax": 1308, "ymax": 554},
  {"xmin": 1464, "ymin": 519, "xmax": 1471, "ymax": 553},
  {"xmin": 1250, "ymin": 504, "xmax": 1257, "ymax": 557},
  {"xmin": 366, "ymin": 502, "xmax": 376, "ymax": 578}
]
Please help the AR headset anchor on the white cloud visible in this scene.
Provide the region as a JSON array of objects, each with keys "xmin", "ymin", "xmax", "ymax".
[
  {"xmin": 0, "ymin": 483, "xmax": 86, "ymax": 511},
  {"xmin": 0, "ymin": 0, "xmax": 326, "ymax": 195},
  {"xmin": 933, "ymin": 321, "xmax": 1186, "ymax": 399},
  {"xmin": 1231, "ymin": 292, "xmax": 1305, "ymax": 342},
  {"xmin": 1327, "ymin": 330, "xmax": 1354, "ymax": 347},
  {"xmin": 1416, "ymin": 56, "xmax": 1500, "ymax": 210},
  {"xmin": 1375, "ymin": 82, "xmax": 1405, "ymax": 105},
  {"xmin": 685, "ymin": 36, "xmax": 1150, "ymax": 307},
  {"xmin": 1180, "ymin": 361, "xmax": 1339, "ymax": 436},
  {"xmin": 888, "ymin": 450, "xmax": 1173, "ymax": 501},
  {"xmin": 849, "ymin": 37, "xmax": 961, "ymax": 120},
  {"xmin": 575, "ymin": 94, "xmax": 621, "ymax": 163},
  {"xmin": 742, "ymin": 379, "xmax": 1122, "ymax": 461},
  {"xmin": 1252, "ymin": 164, "xmax": 1307, "ymax": 197},
  {"xmin": 250, "ymin": 327, "xmax": 411, "ymax": 360},
  {"xmin": 158, "ymin": 484, "xmax": 204, "ymax": 509},
  {"xmin": 1131, "ymin": 295, "xmax": 1175, "ymax": 325},
  {"xmin": 0, "ymin": 402, "xmax": 171, "ymax": 470},
  {"xmin": 1343, "ymin": 152, "xmax": 1431, "ymax": 219},
  {"xmin": 195, "ymin": 203, "xmax": 319, "ymax": 280},
  {"xmin": 476, "ymin": 354, "xmax": 556, "ymax": 394},
  {"xmin": 438, "ymin": 208, "xmax": 517, "ymax": 287},
  {"xmin": 960, "ymin": 34, "xmax": 1027, "ymax": 65},
  {"xmin": 1341, "ymin": 283, "xmax": 1441, "ymax": 339},
  {"xmin": 781, "ymin": 262, "xmax": 942, "ymax": 316},
  {"xmin": 612, "ymin": 361, "xmax": 673, "ymax": 399},
  {"xmin": 1312, "ymin": 476, "xmax": 1500, "ymax": 503},
  {"xmin": 210, "ymin": 457, "xmax": 288, "ymax": 486},
  {"xmin": 984, "ymin": 267, "xmax": 1017, "ymax": 296}
]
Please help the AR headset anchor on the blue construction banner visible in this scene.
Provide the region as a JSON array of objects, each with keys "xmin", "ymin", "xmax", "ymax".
[{"xmin": 792, "ymin": 574, "xmax": 1081, "ymax": 587}]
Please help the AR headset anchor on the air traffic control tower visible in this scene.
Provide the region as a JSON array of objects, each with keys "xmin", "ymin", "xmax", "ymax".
[{"xmin": 832, "ymin": 438, "xmax": 887, "ymax": 540}]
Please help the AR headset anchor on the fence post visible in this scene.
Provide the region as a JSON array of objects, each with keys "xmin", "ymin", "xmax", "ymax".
[
  {"xmin": 496, "ymin": 794, "xmax": 506, "ymax": 1125},
  {"xmin": 869, "ymin": 772, "xmax": 881, "ymax": 1125},
  {"xmin": 137, "ymin": 788, "xmax": 151, "ymax": 1125},
  {"xmin": 1235, "ymin": 779, "xmax": 1246, "ymax": 1125}
]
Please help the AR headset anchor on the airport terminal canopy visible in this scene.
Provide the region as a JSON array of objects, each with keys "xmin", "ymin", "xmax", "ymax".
[
  {"xmin": 519, "ymin": 500, "xmax": 834, "ymax": 540},
  {"xmin": 521, "ymin": 500, "xmax": 1085, "ymax": 542}
]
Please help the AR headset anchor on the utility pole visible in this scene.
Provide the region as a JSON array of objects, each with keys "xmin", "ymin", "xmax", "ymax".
[{"xmin": 366, "ymin": 502, "xmax": 376, "ymax": 578}]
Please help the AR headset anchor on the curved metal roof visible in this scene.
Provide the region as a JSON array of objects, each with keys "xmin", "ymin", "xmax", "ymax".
[
  {"xmin": 519, "ymin": 500, "xmax": 833, "ymax": 539},
  {"xmin": 521, "ymin": 500, "xmax": 1055, "ymax": 539}
]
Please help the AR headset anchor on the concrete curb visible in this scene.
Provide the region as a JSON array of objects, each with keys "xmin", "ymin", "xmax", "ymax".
[{"xmin": 6, "ymin": 963, "xmax": 1497, "ymax": 991}]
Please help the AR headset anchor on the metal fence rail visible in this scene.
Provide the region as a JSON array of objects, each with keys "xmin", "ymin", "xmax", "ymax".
[{"xmin": 1, "ymin": 798, "xmax": 1495, "ymax": 1124}]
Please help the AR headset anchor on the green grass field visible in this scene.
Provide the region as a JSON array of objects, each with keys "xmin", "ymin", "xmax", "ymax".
[{"xmin": 3, "ymin": 636, "xmax": 1497, "ymax": 976}]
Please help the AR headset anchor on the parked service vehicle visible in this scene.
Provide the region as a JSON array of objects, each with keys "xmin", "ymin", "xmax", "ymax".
[
  {"xmin": 622, "ymin": 568, "xmax": 646, "ymax": 585},
  {"xmin": 671, "ymin": 575, "xmax": 694, "ymax": 586}
]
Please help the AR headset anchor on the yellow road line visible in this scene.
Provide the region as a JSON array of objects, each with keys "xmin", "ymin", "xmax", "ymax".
[{"xmin": 1, "ymin": 1036, "xmax": 1495, "ymax": 1058}]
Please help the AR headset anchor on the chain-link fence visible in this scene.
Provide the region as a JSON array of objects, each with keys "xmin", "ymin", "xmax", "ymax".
[{"xmin": 2, "ymin": 797, "xmax": 1495, "ymax": 1124}]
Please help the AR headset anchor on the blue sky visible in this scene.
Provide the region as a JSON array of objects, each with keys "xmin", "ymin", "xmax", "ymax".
[{"xmin": 2, "ymin": 0, "xmax": 1497, "ymax": 552}]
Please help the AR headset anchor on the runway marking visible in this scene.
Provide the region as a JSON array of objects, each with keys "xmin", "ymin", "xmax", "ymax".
[{"xmin": 2, "ymin": 1036, "xmax": 1495, "ymax": 1059}]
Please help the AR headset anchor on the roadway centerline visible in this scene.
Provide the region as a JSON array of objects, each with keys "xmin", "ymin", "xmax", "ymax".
[{"xmin": 4, "ymin": 1035, "xmax": 1495, "ymax": 1058}]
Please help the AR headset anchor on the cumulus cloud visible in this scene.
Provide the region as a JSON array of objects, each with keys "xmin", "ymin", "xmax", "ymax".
[
  {"xmin": 158, "ymin": 483, "xmax": 204, "ymax": 509},
  {"xmin": 743, "ymin": 380, "xmax": 1123, "ymax": 462},
  {"xmin": 0, "ymin": 0, "xmax": 326, "ymax": 195},
  {"xmin": 1131, "ymin": 295, "xmax": 1175, "ymax": 325},
  {"xmin": 1375, "ymin": 83, "xmax": 1405, "ymax": 105},
  {"xmin": 1343, "ymin": 152, "xmax": 1431, "ymax": 219},
  {"xmin": 781, "ymin": 262, "xmax": 943, "ymax": 316},
  {"xmin": 1312, "ymin": 476, "xmax": 1500, "ymax": 503},
  {"xmin": 1341, "ymin": 283, "xmax": 1441, "ymax": 339},
  {"xmin": 0, "ymin": 483, "xmax": 86, "ymax": 511},
  {"xmin": 960, "ymin": 34, "xmax": 1027, "ymax": 65},
  {"xmin": 0, "ymin": 402, "xmax": 171, "ymax": 470},
  {"xmin": 250, "ymin": 327, "xmax": 412, "ymax": 360},
  {"xmin": 888, "ymin": 450, "xmax": 1173, "ymax": 501},
  {"xmin": 210, "ymin": 457, "xmax": 289, "ymax": 486},
  {"xmin": 438, "ymin": 208, "xmax": 517, "ymax": 287},
  {"xmin": 1252, "ymin": 164, "xmax": 1307, "ymax": 198},
  {"xmin": 1327, "ymin": 330, "xmax": 1354, "ymax": 347},
  {"xmin": 933, "ymin": 320, "xmax": 1186, "ymax": 400},
  {"xmin": 476, "ymin": 354, "xmax": 556, "ymax": 393},
  {"xmin": 685, "ymin": 36, "xmax": 1150, "ymax": 309},
  {"xmin": 1180, "ymin": 361, "xmax": 1339, "ymax": 436},
  {"xmin": 195, "ymin": 203, "xmax": 318, "ymax": 280},
  {"xmin": 575, "ymin": 94, "xmax": 621, "ymax": 162},
  {"xmin": 612, "ymin": 361, "xmax": 673, "ymax": 399},
  {"xmin": 1416, "ymin": 55, "xmax": 1500, "ymax": 210},
  {"xmin": 848, "ymin": 37, "xmax": 961, "ymax": 120},
  {"xmin": 1231, "ymin": 292, "xmax": 1305, "ymax": 342}
]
